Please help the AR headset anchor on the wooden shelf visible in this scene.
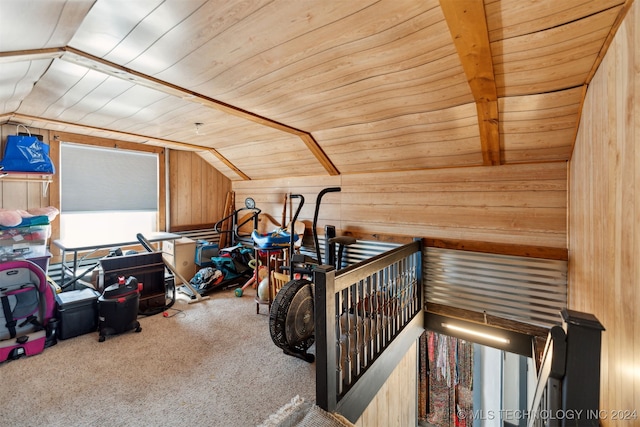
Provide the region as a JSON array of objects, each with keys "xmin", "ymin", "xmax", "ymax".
[
  {"xmin": 0, "ymin": 172, "xmax": 53, "ymax": 195},
  {"xmin": 0, "ymin": 171, "xmax": 53, "ymax": 182}
]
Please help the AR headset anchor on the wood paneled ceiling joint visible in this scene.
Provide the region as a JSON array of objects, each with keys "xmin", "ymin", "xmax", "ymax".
[
  {"xmin": 0, "ymin": 47, "xmax": 64, "ymax": 62},
  {"xmin": 439, "ymin": 0, "xmax": 501, "ymax": 166},
  {"xmin": 2, "ymin": 47, "xmax": 340, "ymax": 178},
  {"xmin": 207, "ymin": 149, "xmax": 251, "ymax": 181},
  {"xmin": 297, "ymin": 133, "xmax": 339, "ymax": 176},
  {"xmin": 585, "ymin": 0, "xmax": 635, "ymax": 84},
  {"xmin": 11, "ymin": 113, "xmax": 204, "ymax": 152},
  {"xmin": 60, "ymin": 47, "xmax": 339, "ymax": 177}
]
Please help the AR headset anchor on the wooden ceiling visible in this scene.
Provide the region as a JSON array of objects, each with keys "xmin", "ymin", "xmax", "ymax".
[{"xmin": 0, "ymin": 0, "xmax": 631, "ymax": 181}]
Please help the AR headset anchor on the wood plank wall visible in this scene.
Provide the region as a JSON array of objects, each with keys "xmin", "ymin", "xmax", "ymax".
[
  {"xmin": 233, "ymin": 161, "xmax": 567, "ymax": 249},
  {"xmin": 168, "ymin": 150, "xmax": 232, "ymax": 231},
  {"xmin": 569, "ymin": 1, "xmax": 639, "ymax": 422},
  {"xmin": 354, "ymin": 340, "xmax": 418, "ymax": 427}
]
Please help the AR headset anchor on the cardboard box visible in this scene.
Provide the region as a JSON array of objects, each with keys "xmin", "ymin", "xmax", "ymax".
[{"xmin": 163, "ymin": 237, "xmax": 197, "ymax": 284}]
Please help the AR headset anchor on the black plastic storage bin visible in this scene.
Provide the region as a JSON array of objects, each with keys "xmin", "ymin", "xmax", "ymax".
[{"xmin": 55, "ymin": 288, "xmax": 100, "ymax": 340}]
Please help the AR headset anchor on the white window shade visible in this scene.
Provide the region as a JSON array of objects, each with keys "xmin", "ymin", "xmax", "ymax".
[{"xmin": 61, "ymin": 142, "xmax": 158, "ymax": 212}]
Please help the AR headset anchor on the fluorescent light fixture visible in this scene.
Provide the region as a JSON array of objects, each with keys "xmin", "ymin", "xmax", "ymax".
[{"xmin": 441, "ymin": 323, "xmax": 510, "ymax": 344}]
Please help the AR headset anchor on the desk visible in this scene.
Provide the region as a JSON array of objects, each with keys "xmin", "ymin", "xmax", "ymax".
[{"xmin": 53, "ymin": 232, "xmax": 181, "ymax": 290}]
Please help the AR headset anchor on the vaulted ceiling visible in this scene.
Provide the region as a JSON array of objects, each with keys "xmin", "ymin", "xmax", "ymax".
[{"xmin": 0, "ymin": 0, "xmax": 631, "ymax": 181}]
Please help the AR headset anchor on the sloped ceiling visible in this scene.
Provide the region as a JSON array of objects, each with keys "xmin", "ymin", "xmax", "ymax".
[{"xmin": 0, "ymin": 0, "xmax": 631, "ymax": 181}]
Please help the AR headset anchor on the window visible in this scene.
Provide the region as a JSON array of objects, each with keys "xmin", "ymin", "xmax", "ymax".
[{"xmin": 60, "ymin": 142, "xmax": 159, "ymax": 245}]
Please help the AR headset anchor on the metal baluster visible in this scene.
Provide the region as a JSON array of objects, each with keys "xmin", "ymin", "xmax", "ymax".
[
  {"xmin": 335, "ymin": 289, "xmax": 343, "ymax": 397},
  {"xmin": 343, "ymin": 287, "xmax": 352, "ymax": 389}
]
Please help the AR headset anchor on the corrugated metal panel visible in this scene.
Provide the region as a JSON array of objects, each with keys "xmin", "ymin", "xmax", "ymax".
[
  {"xmin": 299, "ymin": 235, "xmax": 400, "ymax": 267},
  {"xmin": 425, "ymin": 247, "xmax": 567, "ymax": 328},
  {"xmin": 340, "ymin": 239, "xmax": 401, "ymax": 265}
]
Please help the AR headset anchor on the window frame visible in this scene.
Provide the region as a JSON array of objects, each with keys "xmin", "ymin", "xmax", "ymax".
[{"xmin": 48, "ymin": 131, "xmax": 167, "ymax": 257}]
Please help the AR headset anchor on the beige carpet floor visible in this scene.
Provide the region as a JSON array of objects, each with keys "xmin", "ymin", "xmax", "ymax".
[{"xmin": 0, "ymin": 286, "xmax": 316, "ymax": 426}]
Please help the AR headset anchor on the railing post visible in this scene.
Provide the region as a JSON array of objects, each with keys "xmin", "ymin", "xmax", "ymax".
[
  {"xmin": 414, "ymin": 237, "xmax": 423, "ymax": 313},
  {"xmin": 314, "ymin": 264, "xmax": 336, "ymax": 413},
  {"xmin": 560, "ymin": 308, "xmax": 605, "ymax": 426}
]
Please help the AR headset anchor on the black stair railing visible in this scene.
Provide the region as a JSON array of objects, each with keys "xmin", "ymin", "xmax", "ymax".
[{"xmin": 528, "ymin": 308, "xmax": 605, "ymax": 427}]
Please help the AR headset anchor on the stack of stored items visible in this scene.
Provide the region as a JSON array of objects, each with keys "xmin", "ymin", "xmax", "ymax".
[
  {"xmin": 0, "ymin": 254, "xmax": 164, "ymax": 365},
  {"xmin": 0, "ymin": 206, "xmax": 59, "ymax": 274},
  {"xmin": 0, "ymin": 215, "xmax": 51, "ymax": 259},
  {"xmin": 0, "ymin": 240, "xmax": 168, "ymax": 363}
]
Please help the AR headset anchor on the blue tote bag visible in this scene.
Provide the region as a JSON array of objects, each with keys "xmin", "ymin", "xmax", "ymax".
[{"xmin": 0, "ymin": 134, "xmax": 55, "ymax": 174}]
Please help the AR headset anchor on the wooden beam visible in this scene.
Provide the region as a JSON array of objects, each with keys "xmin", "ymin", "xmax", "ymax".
[
  {"xmin": 439, "ymin": 0, "xmax": 500, "ymax": 165},
  {"xmin": 49, "ymin": 130, "xmax": 165, "ymax": 154},
  {"xmin": 207, "ymin": 149, "xmax": 251, "ymax": 181},
  {"xmin": 297, "ymin": 133, "xmax": 340, "ymax": 176},
  {"xmin": 58, "ymin": 128, "xmax": 250, "ymax": 182},
  {"xmin": 14, "ymin": 113, "xmax": 203, "ymax": 151},
  {"xmin": 14, "ymin": 114, "xmax": 252, "ymax": 180},
  {"xmin": 46, "ymin": 131, "xmax": 61, "ymax": 258},
  {"xmin": 476, "ymin": 100, "xmax": 500, "ymax": 165},
  {"xmin": 0, "ymin": 47, "xmax": 63, "ymax": 62},
  {"xmin": 424, "ymin": 237, "xmax": 569, "ymax": 260}
]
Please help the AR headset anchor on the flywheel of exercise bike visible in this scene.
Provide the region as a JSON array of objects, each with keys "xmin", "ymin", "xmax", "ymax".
[{"xmin": 269, "ymin": 278, "xmax": 315, "ymax": 363}]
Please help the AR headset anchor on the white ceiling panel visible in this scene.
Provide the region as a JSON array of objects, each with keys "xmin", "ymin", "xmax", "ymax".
[
  {"xmin": 0, "ymin": 59, "xmax": 53, "ymax": 114},
  {"xmin": 0, "ymin": 0, "xmax": 94, "ymax": 51},
  {"xmin": 68, "ymin": 0, "xmax": 166, "ymax": 58}
]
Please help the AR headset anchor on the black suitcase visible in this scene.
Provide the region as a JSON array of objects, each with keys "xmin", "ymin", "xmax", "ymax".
[{"xmin": 97, "ymin": 276, "xmax": 141, "ymax": 342}]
